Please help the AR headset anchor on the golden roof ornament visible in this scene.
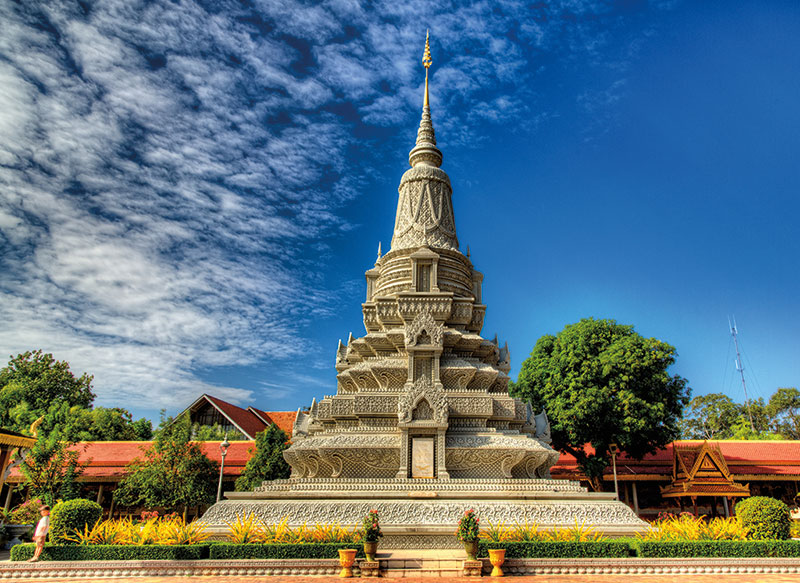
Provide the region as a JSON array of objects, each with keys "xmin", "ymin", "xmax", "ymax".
[
  {"xmin": 409, "ymin": 30, "xmax": 442, "ymax": 168},
  {"xmin": 423, "ymin": 30, "xmax": 432, "ymax": 108}
]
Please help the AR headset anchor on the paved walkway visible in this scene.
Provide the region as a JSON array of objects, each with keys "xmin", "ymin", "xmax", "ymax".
[{"xmin": 6, "ymin": 576, "xmax": 800, "ymax": 582}]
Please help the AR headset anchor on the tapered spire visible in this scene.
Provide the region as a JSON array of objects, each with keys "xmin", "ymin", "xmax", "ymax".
[{"xmin": 409, "ymin": 31, "xmax": 443, "ymax": 168}]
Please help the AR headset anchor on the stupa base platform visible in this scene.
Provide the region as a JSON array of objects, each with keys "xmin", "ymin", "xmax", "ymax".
[{"xmin": 200, "ymin": 478, "xmax": 648, "ymax": 548}]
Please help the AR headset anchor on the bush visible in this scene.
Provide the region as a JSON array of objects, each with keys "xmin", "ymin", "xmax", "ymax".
[
  {"xmin": 736, "ymin": 497, "xmax": 791, "ymax": 540},
  {"xmin": 49, "ymin": 499, "xmax": 103, "ymax": 543},
  {"xmin": 209, "ymin": 542, "xmax": 364, "ymax": 559},
  {"xmin": 633, "ymin": 540, "xmax": 800, "ymax": 557},
  {"xmin": 638, "ymin": 513, "xmax": 747, "ymax": 541},
  {"xmin": 11, "ymin": 543, "xmax": 209, "ymax": 561},
  {"xmin": 478, "ymin": 541, "xmax": 630, "ymax": 558}
]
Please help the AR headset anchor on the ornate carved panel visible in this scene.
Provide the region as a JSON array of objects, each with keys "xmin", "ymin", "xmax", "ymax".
[{"xmin": 398, "ymin": 377, "xmax": 448, "ymax": 425}]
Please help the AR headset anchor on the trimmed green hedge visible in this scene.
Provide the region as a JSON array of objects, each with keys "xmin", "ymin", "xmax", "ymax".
[
  {"xmin": 736, "ymin": 496, "xmax": 791, "ymax": 540},
  {"xmin": 209, "ymin": 542, "xmax": 364, "ymax": 560},
  {"xmin": 633, "ymin": 540, "xmax": 800, "ymax": 558},
  {"xmin": 478, "ymin": 541, "xmax": 632, "ymax": 558},
  {"xmin": 10, "ymin": 543, "xmax": 210, "ymax": 562},
  {"xmin": 50, "ymin": 499, "xmax": 103, "ymax": 544}
]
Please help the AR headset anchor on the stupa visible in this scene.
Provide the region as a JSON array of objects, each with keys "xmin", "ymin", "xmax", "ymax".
[{"xmin": 201, "ymin": 34, "xmax": 647, "ymax": 547}]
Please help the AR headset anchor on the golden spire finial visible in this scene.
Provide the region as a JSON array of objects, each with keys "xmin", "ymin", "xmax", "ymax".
[{"xmin": 423, "ymin": 30, "xmax": 432, "ymax": 108}]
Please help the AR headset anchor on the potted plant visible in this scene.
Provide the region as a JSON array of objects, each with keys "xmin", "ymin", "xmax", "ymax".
[
  {"xmin": 4, "ymin": 498, "xmax": 40, "ymax": 550},
  {"xmin": 457, "ymin": 509, "xmax": 480, "ymax": 560},
  {"xmin": 362, "ymin": 509, "xmax": 382, "ymax": 561}
]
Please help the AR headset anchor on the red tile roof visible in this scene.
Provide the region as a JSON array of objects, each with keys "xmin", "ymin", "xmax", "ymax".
[
  {"xmin": 202, "ymin": 395, "xmax": 268, "ymax": 439},
  {"xmin": 553, "ymin": 440, "xmax": 800, "ymax": 479},
  {"xmin": 6, "ymin": 440, "xmax": 256, "ymax": 482},
  {"xmin": 251, "ymin": 409, "xmax": 296, "ymax": 436},
  {"xmin": 7, "ymin": 437, "xmax": 800, "ymax": 483}
]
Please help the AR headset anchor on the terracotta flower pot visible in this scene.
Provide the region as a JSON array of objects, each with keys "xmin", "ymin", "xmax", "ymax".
[
  {"xmin": 463, "ymin": 539, "xmax": 479, "ymax": 560},
  {"xmin": 488, "ymin": 548, "xmax": 506, "ymax": 577},
  {"xmin": 338, "ymin": 548, "xmax": 357, "ymax": 578},
  {"xmin": 364, "ymin": 540, "xmax": 378, "ymax": 562}
]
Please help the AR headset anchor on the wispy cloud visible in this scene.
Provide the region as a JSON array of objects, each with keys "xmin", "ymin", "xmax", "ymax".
[{"xmin": 0, "ymin": 0, "xmax": 668, "ymax": 415}]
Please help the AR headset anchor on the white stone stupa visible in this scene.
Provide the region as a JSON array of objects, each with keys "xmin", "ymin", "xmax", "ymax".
[{"xmin": 201, "ymin": 34, "xmax": 647, "ymax": 548}]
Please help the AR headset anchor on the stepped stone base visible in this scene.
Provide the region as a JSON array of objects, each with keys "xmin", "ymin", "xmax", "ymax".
[{"xmin": 200, "ymin": 478, "xmax": 648, "ymax": 547}]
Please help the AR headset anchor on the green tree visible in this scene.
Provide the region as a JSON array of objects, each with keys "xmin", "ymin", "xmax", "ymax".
[
  {"xmin": 235, "ymin": 424, "xmax": 291, "ymax": 491},
  {"xmin": 680, "ymin": 393, "xmax": 742, "ymax": 439},
  {"xmin": 131, "ymin": 417, "xmax": 154, "ymax": 440},
  {"xmin": 766, "ymin": 387, "xmax": 800, "ymax": 439},
  {"xmin": 512, "ymin": 318, "xmax": 690, "ymax": 491},
  {"xmin": 0, "ymin": 350, "xmax": 95, "ymax": 433},
  {"xmin": 113, "ymin": 414, "xmax": 217, "ymax": 514},
  {"xmin": 192, "ymin": 423, "xmax": 246, "ymax": 441},
  {"xmin": 728, "ymin": 416, "xmax": 782, "ymax": 440},
  {"xmin": 59, "ymin": 406, "xmax": 152, "ymax": 442},
  {"xmin": 17, "ymin": 430, "xmax": 87, "ymax": 506}
]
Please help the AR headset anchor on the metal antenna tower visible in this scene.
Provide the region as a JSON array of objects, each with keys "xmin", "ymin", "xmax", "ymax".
[{"xmin": 729, "ymin": 316, "xmax": 756, "ymax": 432}]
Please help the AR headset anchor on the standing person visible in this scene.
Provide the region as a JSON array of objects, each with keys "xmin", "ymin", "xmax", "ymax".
[{"xmin": 27, "ymin": 505, "xmax": 50, "ymax": 562}]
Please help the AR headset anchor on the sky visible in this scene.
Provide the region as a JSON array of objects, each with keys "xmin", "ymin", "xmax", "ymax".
[{"xmin": 1, "ymin": 0, "xmax": 798, "ymax": 423}]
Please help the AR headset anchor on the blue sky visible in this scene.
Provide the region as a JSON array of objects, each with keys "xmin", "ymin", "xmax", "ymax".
[{"xmin": 1, "ymin": 0, "xmax": 798, "ymax": 422}]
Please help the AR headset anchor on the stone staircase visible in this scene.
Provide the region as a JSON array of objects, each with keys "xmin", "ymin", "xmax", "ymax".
[{"xmin": 376, "ymin": 549, "xmax": 471, "ymax": 578}]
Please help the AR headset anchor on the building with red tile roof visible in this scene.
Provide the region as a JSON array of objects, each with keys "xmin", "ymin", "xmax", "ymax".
[
  {"xmin": 182, "ymin": 394, "xmax": 296, "ymax": 440},
  {"xmin": 3, "ymin": 392, "xmax": 799, "ymax": 520}
]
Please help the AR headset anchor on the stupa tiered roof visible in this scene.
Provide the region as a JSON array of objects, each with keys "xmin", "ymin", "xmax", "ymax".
[
  {"xmin": 282, "ymin": 31, "xmax": 557, "ymax": 483},
  {"xmin": 201, "ymin": 34, "xmax": 647, "ymax": 547}
]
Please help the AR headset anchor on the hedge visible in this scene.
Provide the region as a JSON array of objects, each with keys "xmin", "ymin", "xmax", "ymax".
[
  {"xmin": 633, "ymin": 540, "xmax": 800, "ymax": 558},
  {"xmin": 736, "ymin": 496, "xmax": 791, "ymax": 540},
  {"xmin": 478, "ymin": 541, "xmax": 632, "ymax": 558},
  {"xmin": 10, "ymin": 543, "xmax": 210, "ymax": 562},
  {"xmin": 49, "ymin": 499, "xmax": 103, "ymax": 544},
  {"xmin": 209, "ymin": 542, "xmax": 364, "ymax": 560}
]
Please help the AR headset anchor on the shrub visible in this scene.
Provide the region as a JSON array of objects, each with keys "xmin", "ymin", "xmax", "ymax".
[
  {"xmin": 478, "ymin": 541, "xmax": 630, "ymax": 558},
  {"xmin": 633, "ymin": 540, "xmax": 800, "ymax": 557},
  {"xmin": 457, "ymin": 509, "xmax": 480, "ymax": 542},
  {"xmin": 736, "ymin": 497, "xmax": 791, "ymax": 540},
  {"xmin": 363, "ymin": 510, "xmax": 382, "ymax": 543},
  {"xmin": 50, "ymin": 499, "xmax": 103, "ymax": 543},
  {"xmin": 638, "ymin": 513, "xmax": 748, "ymax": 541},
  {"xmin": 11, "ymin": 543, "xmax": 209, "ymax": 561},
  {"xmin": 8, "ymin": 498, "xmax": 45, "ymax": 525},
  {"xmin": 226, "ymin": 513, "xmax": 267, "ymax": 544},
  {"xmin": 209, "ymin": 542, "xmax": 364, "ymax": 560}
]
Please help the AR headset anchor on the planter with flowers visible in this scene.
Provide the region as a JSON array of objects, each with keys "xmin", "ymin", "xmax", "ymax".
[
  {"xmin": 457, "ymin": 509, "xmax": 480, "ymax": 560},
  {"xmin": 362, "ymin": 509, "xmax": 383, "ymax": 561}
]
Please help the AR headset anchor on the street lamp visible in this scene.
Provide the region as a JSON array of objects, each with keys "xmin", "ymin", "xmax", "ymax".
[
  {"xmin": 216, "ymin": 433, "xmax": 230, "ymax": 503},
  {"xmin": 609, "ymin": 443, "xmax": 620, "ymax": 501}
]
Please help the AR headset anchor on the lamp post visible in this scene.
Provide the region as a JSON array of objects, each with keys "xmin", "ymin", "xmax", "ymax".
[
  {"xmin": 216, "ymin": 434, "xmax": 230, "ymax": 503},
  {"xmin": 609, "ymin": 443, "xmax": 620, "ymax": 501}
]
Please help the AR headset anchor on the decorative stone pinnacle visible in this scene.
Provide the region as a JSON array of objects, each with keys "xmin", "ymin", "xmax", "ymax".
[{"xmin": 409, "ymin": 30, "xmax": 443, "ymax": 169}]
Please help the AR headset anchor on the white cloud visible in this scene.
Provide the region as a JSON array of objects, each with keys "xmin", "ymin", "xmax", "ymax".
[{"xmin": 0, "ymin": 0, "xmax": 668, "ymax": 415}]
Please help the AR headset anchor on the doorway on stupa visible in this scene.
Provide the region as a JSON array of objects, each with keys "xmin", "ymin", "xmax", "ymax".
[{"xmin": 411, "ymin": 436, "xmax": 435, "ymax": 478}]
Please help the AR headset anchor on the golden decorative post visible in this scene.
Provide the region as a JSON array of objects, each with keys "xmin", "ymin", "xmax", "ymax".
[{"xmin": 423, "ymin": 29, "xmax": 432, "ymax": 108}]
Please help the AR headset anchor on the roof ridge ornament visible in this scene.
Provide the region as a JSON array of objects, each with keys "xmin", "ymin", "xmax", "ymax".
[{"xmin": 409, "ymin": 30, "xmax": 443, "ymax": 168}]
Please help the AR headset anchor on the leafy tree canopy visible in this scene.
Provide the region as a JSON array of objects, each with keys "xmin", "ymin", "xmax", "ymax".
[
  {"xmin": 511, "ymin": 318, "xmax": 690, "ymax": 491},
  {"xmin": 0, "ymin": 351, "xmax": 153, "ymax": 441},
  {"xmin": 235, "ymin": 423, "xmax": 291, "ymax": 491},
  {"xmin": 59, "ymin": 406, "xmax": 154, "ymax": 442},
  {"xmin": 114, "ymin": 413, "xmax": 217, "ymax": 513},
  {"xmin": 679, "ymin": 393, "xmax": 742, "ymax": 439},
  {"xmin": 766, "ymin": 388, "xmax": 800, "ymax": 439},
  {"xmin": 681, "ymin": 388, "xmax": 799, "ymax": 440},
  {"xmin": 17, "ymin": 428, "xmax": 87, "ymax": 507},
  {"xmin": 0, "ymin": 350, "xmax": 94, "ymax": 432}
]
